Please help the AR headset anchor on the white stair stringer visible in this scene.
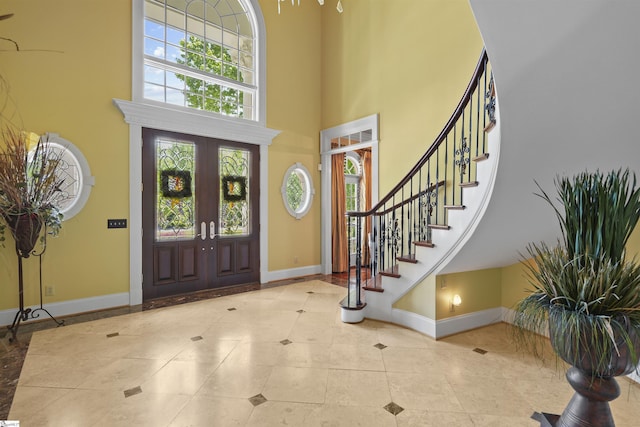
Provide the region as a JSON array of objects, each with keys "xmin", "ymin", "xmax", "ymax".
[{"xmin": 363, "ymin": 107, "xmax": 502, "ymax": 338}]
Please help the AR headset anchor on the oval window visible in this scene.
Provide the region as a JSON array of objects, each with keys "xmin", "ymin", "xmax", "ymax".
[
  {"xmin": 39, "ymin": 133, "xmax": 95, "ymax": 220},
  {"xmin": 282, "ymin": 163, "xmax": 314, "ymax": 219}
]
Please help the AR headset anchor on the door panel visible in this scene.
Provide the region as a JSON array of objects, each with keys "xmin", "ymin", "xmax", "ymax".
[
  {"xmin": 218, "ymin": 242, "xmax": 233, "ymax": 275},
  {"xmin": 237, "ymin": 241, "xmax": 251, "ymax": 272},
  {"xmin": 154, "ymin": 246, "xmax": 176, "ymax": 283},
  {"xmin": 142, "ymin": 128, "xmax": 260, "ymax": 301},
  {"xmin": 179, "ymin": 244, "xmax": 199, "ymax": 280}
]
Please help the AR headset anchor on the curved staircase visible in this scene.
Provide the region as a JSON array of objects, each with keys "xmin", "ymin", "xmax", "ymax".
[{"xmin": 341, "ymin": 50, "xmax": 502, "ymax": 338}]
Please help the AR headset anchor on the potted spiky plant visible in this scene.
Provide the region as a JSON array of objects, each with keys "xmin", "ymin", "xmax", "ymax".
[{"xmin": 513, "ymin": 169, "xmax": 640, "ymax": 427}]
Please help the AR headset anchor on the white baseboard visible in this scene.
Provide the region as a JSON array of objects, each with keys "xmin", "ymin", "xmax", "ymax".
[
  {"xmin": 265, "ymin": 264, "xmax": 322, "ymax": 283},
  {"xmin": 0, "ymin": 292, "xmax": 130, "ymax": 328},
  {"xmin": 435, "ymin": 307, "xmax": 504, "ymax": 339},
  {"xmin": 389, "ymin": 307, "xmax": 502, "ymax": 339},
  {"xmin": 391, "ymin": 308, "xmax": 437, "ymax": 338}
]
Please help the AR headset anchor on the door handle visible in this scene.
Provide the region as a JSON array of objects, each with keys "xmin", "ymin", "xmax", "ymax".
[
  {"xmin": 199, "ymin": 221, "xmax": 206, "ymax": 240},
  {"xmin": 210, "ymin": 221, "xmax": 218, "ymax": 239}
]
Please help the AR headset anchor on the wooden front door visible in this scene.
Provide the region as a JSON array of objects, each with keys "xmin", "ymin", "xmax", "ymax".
[{"xmin": 142, "ymin": 128, "xmax": 260, "ymax": 301}]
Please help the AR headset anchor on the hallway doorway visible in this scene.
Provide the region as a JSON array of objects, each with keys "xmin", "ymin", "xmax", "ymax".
[{"xmin": 320, "ymin": 114, "xmax": 379, "ymax": 274}]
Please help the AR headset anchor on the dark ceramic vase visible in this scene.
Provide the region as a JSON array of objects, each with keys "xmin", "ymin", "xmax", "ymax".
[{"xmin": 548, "ymin": 307, "xmax": 640, "ymax": 427}]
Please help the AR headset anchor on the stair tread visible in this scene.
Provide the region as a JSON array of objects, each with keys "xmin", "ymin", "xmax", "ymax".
[
  {"xmin": 340, "ymin": 299, "xmax": 367, "ymax": 310},
  {"xmin": 428, "ymin": 224, "xmax": 451, "ymax": 230},
  {"xmin": 473, "ymin": 153, "xmax": 490, "ymax": 162},
  {"xmin": 444, "ymin": 204, "xmax": 466, "ymax": 210},
  {"xmin": 459, "ymin": 181, "xmax": 479, "ymax": 188},
  {"xmin": 484, "ymin": 121, "xmax": 496, "ymax": 133},
  {"xmin": 397, "ymin": 254, "xmax": 418, "ymax": 264},
  {"xmin": 379, "ymin": 265, "xmax": 400, "ymax": 278},
  {"xmin": 414, "ymin": 240, "xmax": 435, "ymax": 248},
  {"xmin": 363, "ymin": 275, "xmax": 382, "ymax": 291}
]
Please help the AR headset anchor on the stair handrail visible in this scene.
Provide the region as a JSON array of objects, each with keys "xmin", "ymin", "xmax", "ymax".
[
  {"xmin": 348, "ymin": 48, "xmax": 489, "ymax": 219},
  {"xmin": 341, "ymin": 48, "xmax": 494, "ymax": 312}
]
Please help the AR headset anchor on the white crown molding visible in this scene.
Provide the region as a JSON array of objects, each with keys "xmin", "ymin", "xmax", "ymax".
[{"xmin": 113, "ymin": 99, "xmax": 280, "ymax": 145}]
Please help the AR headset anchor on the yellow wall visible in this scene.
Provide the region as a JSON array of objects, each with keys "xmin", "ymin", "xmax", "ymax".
[
  {"xmin": 0, "ymin": 0, "xmax": 132, "ymax": 309},
  {"xmin": 500, "ymin": 260, "xmax": 531, "ymax": 310},
  {"xmin": 393, "ymin": 274, "xmax": 437, "ymax": 319},
  {"xmin": 323, "ymin": 0, "xmax": 484, "ymax": 318},
  {"xmin": 262, "ymin": 0, "xmax": 323, "ymax": 271},
  {"xmin": 0, "ymin": 0, "xmax": 325, "ymax": 312},
  {"xmin": 0, "ymin": 0, "xmax": 493, "ymax": 319},
  {"xmin": 626, "ymin": 221, "xmax": 640, "ymax": 260},
  {"xmin": 394, "ymin": 268, "xmax": 502, "ymax": 320},
  {"xmin": 321, "ymin": 0, "xmax": 484, "ymax": 196}
]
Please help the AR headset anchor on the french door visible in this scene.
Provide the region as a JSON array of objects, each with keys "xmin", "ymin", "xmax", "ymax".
[{"xmin": 142, "ymin": 128, "xmax": 260, "ymax": 300}]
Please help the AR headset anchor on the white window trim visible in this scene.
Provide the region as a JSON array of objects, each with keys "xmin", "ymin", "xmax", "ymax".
[
  {"xmin": 320, "ymin": 114, "xmax": 379, "ymax": 275},
  {"xmin": 116, "ymin": 0, "xmax": 279, "ymax": 305}
]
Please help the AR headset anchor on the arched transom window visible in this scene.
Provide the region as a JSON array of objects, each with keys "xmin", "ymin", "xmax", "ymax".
[{"xmin": 143, "ymin": 0, "xmax": 257, "ymax": 120}]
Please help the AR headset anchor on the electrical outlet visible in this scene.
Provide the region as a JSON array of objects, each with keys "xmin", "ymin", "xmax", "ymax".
[
  {"xmin": 45, "ymin": 286, "xmax": 54, "ymax": 296},
  {"xmin": 107, "ymin": 219, "xmax": 127, "ymax": 229},
  {"xmin": 293, "ymin": 256, "xmax": 299, "ymax": 264}
]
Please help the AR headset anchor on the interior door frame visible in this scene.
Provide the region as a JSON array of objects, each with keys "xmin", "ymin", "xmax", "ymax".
[
  {"xmin": 320, "ymin": 114, "xmax": 380, "ymax": 275},
  {"xmin": 115, "ymin": 99, "xmax": 280, "ymax": 305}
]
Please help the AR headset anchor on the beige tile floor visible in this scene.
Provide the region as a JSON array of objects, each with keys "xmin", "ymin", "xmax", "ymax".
[{"xmin": 8, "ymin": 280, "xmax": 640, "ymax": 426}]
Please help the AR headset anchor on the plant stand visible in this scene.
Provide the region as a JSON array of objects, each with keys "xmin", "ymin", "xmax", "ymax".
[
  {"xmin": 532, "ymin": 367, "xmax": 621, "ymax": 427},
  {"xmin": 7, "ymin": 250, "xmax": 64, "ymax": 342},
  {"xmin": 531, "ymin": 412, "xmax": 559, "ymax": 426}
]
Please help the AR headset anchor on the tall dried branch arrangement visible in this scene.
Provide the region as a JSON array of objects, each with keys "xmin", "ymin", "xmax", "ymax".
[{"xmin": 0, "ymin": 125, "xmax": 64, "ymax": 244}]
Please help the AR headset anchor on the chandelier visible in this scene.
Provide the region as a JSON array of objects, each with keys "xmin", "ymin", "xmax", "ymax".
[{"xmin": 278, "ymin": 0, "xmax": 343, "ymax": 14}]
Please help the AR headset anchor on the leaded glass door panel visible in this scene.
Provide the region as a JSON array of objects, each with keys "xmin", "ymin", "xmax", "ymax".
[{"xmin": 142, "ymin": 128, "xmax": 260, "ymax": 300}]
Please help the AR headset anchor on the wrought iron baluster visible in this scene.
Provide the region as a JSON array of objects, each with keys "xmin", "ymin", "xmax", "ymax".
[
  {"xmin": 380, "ymin": 213, "xmax": 387, "ymax": 273},
  {"xmin": 467, "ymin": 95, "xmax": 473, "ymax": 182},
  {"xmin": 476, "ymin": 74, "xmax": 481, "ymax": 161},
  {"xmin": 355, "ymin": 215, "xmax": 362, "ymax": 306},
  {"xmin": 455, "ymin": 136, "xmax": 470, "ymax": 190},
  {"xmin": 407, "ymin": 179, "xmax": 413, "ymax": 258}
]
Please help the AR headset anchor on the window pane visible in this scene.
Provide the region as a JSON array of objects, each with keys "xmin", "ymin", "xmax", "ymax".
[
  {"xmin": 219, "ymin": 147, "xmax": 250, "ymax": 236},
  {"xmin": 166, "ymin": 87, "xmax": 185, "ymax": 106},
  {"xmin": 144, "ymin": 37, "xmax": 165, "ymax": 58},
  {"xmin": 345, "ymin": 183, "xmax": 357, "ymax": 211},
  {"xmin": 145, "ymin": 65, "xmax": 164, "ymax": 85},
  {"xmin": 344, "ymin": 158, "xmax": 357, "ymax": 175},
  {"xmin": 240, "ymin": 68, "xmax": 253, "ymax": 85},
  {"xmin": 156, "ymin": 139, "xmax": 196, "ymax": 241},
  {"xmin": 286, "ymin": 172, "xmax": 303, "ymax": 212},
  {"xmin": 166, "ymin": 44, "xmax": 182, "ymax": 63},
  {"xmin": 144, "ymin": 18, "xmax": 164, "ymax": 39},
  {"xmin": 166, "ymin": 26, "xmax": 185, "ymax": 46},
  {"xmin": 144, "ymin": 82, "xmax": 165, "ymax": 102},
  {"xmin": 166, "ymin": 72, "xmax": 184, "ymax": 89}
]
